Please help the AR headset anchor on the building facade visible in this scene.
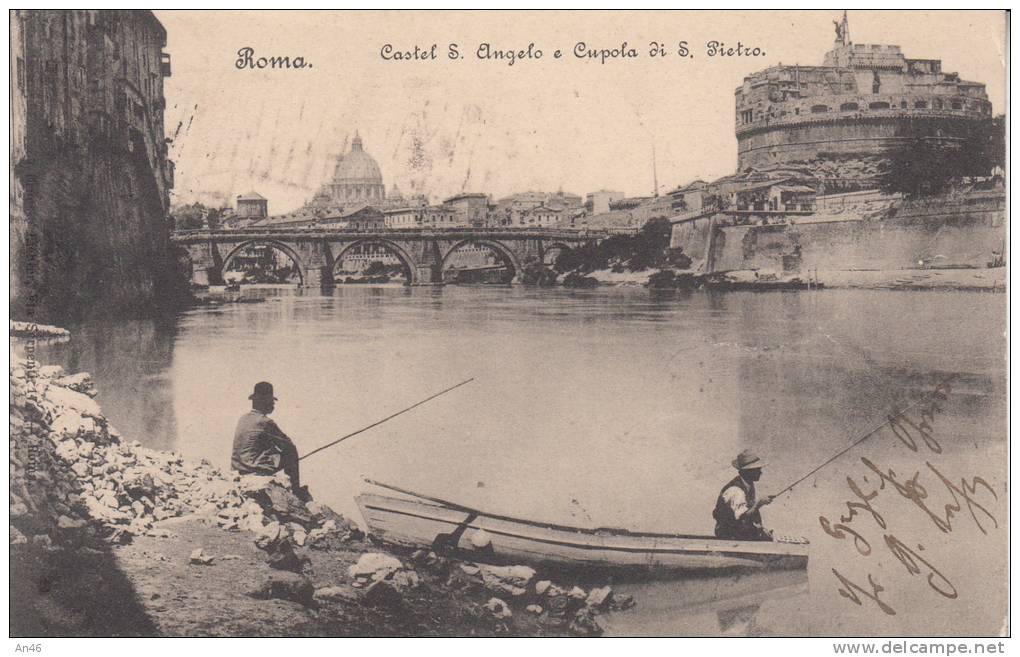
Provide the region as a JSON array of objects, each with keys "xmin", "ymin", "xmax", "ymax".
[
  {"xmin": 585, "ymin": 190, "xmax": 624, "ymax": 215},
  {"xmin": 383, "ymin": 205, "xmax": 457, "ymax": 229},
  {"xmin": 12, "ymin": 10, "xmax": 179, "ymax": 319},
  {"xmin": 443, "ymin": 193, "xmax": 490, "ymax": 227},
  {"xmin": 10, "ymin": 11, "xmax": 28, "ymax": 304},
  {"xmin": 735, "ymin": 18, "xmax": 992, "ymax": 172},
  {"xmin": 236, "ymin": 191, "xmax": 268, "ymax": 218}
]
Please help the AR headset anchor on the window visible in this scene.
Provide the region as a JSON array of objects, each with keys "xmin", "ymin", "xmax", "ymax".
[
  {"xmin": 951, "ymin": 99, "xmax": 963, "ymax": 110},
  {"xmin": 811, "ymin": 104, "xmax": 830, "ymax": 113},
  {"xmin": 868, "ymin": 101, "xmax": 890, "ymax": 110},
  {"xmin": 900, "ymin": 100, "xmax": 908, "ymax": 109},
  {"xmin": 740, "ymin": 109, "xmax": 753, "ymax": 124},
  {"xmin": 914, "ymin": 99, "xmax": 927, "ymax": 109},
  {"xmin": 839, "ymin": 102, "xmax": 859, "ymax": 112}
]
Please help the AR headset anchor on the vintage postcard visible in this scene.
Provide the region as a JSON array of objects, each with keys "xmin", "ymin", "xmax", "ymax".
[{"xmin": 8, "ymin": 8, "xmax": 1009, "ymax": 645}]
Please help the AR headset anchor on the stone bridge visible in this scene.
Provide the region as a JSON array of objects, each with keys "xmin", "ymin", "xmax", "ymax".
[{"xmin": 170, "ymin": 227, "xmax": 617, "ymax": 286}]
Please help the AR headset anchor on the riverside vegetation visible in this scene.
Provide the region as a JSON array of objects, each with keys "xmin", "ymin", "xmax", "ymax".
[
  {"xmin": 521, "ymin": 217, "xmax": 696, "ymax": 289},
  {"xmin": 10, "ymin": 326, "xmax": 635, "ymax": 636}
]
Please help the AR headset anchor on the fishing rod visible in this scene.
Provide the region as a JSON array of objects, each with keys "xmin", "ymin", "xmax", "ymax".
[
  {"xmin": 299, "ymin": 377, "xmax": 475, "ymax": 461},
  {"xmin": 771, "ymin": 393, "xmax": 933, "ymax": 500}
]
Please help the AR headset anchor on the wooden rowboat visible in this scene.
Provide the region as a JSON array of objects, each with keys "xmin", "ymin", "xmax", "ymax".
[{"xmin": 356, "ymin": 485, "xmax": 808, "ymax": 576}]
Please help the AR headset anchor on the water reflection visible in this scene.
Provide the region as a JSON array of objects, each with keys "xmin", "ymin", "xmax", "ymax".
[{"xmin": 32, "ymin": 316, "xmax": 180, "ymax": 452}]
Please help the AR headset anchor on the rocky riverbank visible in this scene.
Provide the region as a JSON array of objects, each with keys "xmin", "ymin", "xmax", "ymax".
[
  {"xmin": 10, "ymin": 329, "xmax": 635, "ymax": 637},
  {"xmin": 644, "ymin": 266, "xmax": 1007, "ymax": 291}
]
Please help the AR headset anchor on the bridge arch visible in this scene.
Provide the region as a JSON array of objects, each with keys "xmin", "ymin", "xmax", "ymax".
[
  {"xmin": 440, "ymin": 238, "xmax": 523, "ymax": 283},
  {"xmin": 333, "ymin": 238, "xmax": 419, "ymax": 284},
  {"xmin": 220, "ymin": 240, "xmax": 305, "ymax": 285},
  {"xmin": 541, "ymin": 242, "xmax": 574, "ymax": 265}
]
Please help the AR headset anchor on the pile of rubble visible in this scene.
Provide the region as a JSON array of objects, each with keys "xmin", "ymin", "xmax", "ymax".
[
  {"xmin": 9, "ymin": 358, "xmax": 359, "ymax": 551},
  {"xmin": 409, "ymin": 549, "xmax": 634, "ymax": 636}
]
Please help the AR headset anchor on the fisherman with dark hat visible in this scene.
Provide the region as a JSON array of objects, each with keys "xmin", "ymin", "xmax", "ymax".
[
  {"xmin": 231, "ymin": 381, "xmax": 310, "ymax": 501},
  {"xmin": 712, "ymin": 449, "xmax": 774, "ymax": 541}
]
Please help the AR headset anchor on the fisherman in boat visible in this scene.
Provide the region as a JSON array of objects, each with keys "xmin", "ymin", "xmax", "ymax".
[
  {"xmin": 713, "ymin": 449, "xmax": 774, "ymax": 541},
  {"xmin": 231, "ymin": 381, "xmax": 310, "ymax": 501}
]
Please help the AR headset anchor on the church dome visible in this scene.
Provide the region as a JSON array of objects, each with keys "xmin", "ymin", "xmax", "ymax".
[{"xmin": 332, "ymin": 134, "xmax": 383, "ymax": 184}]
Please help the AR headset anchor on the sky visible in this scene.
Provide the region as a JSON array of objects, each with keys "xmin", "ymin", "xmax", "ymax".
[{"xmin": 156, "ymin": 10, "xmax": 1006, "ymax": 214}]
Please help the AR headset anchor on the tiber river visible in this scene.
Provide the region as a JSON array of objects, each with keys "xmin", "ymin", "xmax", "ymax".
[{"xmin": 35, "ymin": 284, "xmax": 1007, "ymax": 636}]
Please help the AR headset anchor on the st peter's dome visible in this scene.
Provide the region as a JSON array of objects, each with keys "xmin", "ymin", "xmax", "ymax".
[{"xmin": 331, "ymin": 134, "xmax": 383, "ymax": 184}]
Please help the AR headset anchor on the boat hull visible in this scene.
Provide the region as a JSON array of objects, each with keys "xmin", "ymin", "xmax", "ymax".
[{"xmin": 356, "ymin": 493, "xmax": 808, "ymax": 575}]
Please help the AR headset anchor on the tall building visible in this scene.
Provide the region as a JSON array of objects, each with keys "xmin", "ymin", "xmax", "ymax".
[
  {"xmin": 10, "ymin": 11, "xmax": 28, "ymax": 304},
  {"xmin": 734, "ymin": 13, "xmax": 992, "ymax": 173},
  {"xmin": 12, "ymin": 10, "xmax": 179, "ymax": 319}
]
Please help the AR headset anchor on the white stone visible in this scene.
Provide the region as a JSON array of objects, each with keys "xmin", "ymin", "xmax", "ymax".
[
  {"xmin": 348, "ymin": 552, "xmax": 403, "ymax": 580},
  {"xmin": 585, "ymin": 585, "xmax": 612, "ymax": 609},
  {"xmin": 39, "ymin": 365, "xmax": 65, "ymax": 379},
  {"xmin": 483, "ymin": 597, "xmax": 513, "ymax": 620},
  {"xmin": 44, "ymin": 385, "xmax": 102, "ymax": 419},
  {"xmin": 54, "ymin": 439, "xmax": 79, "ymax": 462},
  {"xmin": 478, "ymin": 564, "xmax": 536, "ymax": 597},
  {"xmin": 50, "ymin": 410, "xmax": 85, "ymax": 440},
  {"xmin": 568, "ymin": 586, "xmax": 587, "ymax": 600}
]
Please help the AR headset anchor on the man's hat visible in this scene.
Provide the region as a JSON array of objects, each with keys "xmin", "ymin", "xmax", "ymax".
[
  {"xmin": 732, "ymin": 449, "xmax": 764, "ymax": 470},
  {"xmin": 248, "ymin": 381, "xmax": 277, "ymax": 401}
]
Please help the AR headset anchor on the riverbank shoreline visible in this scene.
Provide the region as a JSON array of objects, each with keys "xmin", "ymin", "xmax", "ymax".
[
  {"xmin": 9, "ymin": 327, "xmax": 634, "ymax": 637},
  {"xmin": 586, "ymin": 265, "xmax": 1007, "ymax": 291}
]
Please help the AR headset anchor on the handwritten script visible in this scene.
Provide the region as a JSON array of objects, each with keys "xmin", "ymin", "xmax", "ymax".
[{"xmin": 819, "ymin": 379, "xmax": 999, "ymax": 615}]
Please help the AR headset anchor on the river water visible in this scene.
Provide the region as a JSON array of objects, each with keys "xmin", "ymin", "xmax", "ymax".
[{"xmin": 33, "ymin": 285, "xmax": 1007, "ymax": 636}]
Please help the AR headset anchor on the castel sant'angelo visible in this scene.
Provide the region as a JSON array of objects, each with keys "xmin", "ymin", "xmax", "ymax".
[{"xmin": 733, "ymin": 13, "xmax": 992, "ymax": 175}]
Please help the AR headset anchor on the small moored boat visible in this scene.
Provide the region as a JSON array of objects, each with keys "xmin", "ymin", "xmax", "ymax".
[{"xmin": 356, "ymin": 482, "xmax": 808, "ymax": 576}]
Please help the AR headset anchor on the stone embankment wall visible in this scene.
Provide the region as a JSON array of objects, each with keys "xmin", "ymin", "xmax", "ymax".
[{"xmin": 671, "ymin": 191, "xmax": 1005, "ymax": 274}]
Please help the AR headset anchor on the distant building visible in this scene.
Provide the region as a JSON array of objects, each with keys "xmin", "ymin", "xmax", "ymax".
[
  {"xmin": 522, "ymin": 204, "xmax": 565, "ymax": 228},
  {"xmin": 383, "ymin": 205, "xmax": 457, "ymax": 229},
  {"xmin": 236, "ymin": 191, "xmax": 268, "ymax": 218},
  {"xmin": 494, "ymin": 190, "xmax": 582, "ymax": 226},
  {"xmin": 585, "ymin": 190, "xmax": 624, "ymax": 215},
  {"xmin": 319, "ymin": 206, "xmax": 385, "ymax": 230},
  {"xmin": 443, "ymin": 193, "xmax": 490, "ymax": 227},
  {"xmin": 735, "ymin": 13, "xmax": 992, "ymax": 173},
  {"xmin": 668, "ymin": 181, "xmax": 710, "ymax": 214}
]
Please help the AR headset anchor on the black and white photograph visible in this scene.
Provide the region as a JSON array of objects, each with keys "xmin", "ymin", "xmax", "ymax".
[{"xmin": 8, "ymin": 8, "xmax": 1010, "ymax": 646}]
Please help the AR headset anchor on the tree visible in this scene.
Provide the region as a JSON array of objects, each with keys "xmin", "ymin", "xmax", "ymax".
[
  {"xmin": 879, "ymin": 117, "xmax": 1005, "ymax": 198},
  {"xmin": 170, "ymin": 202, "xmax": 227, "ymax": 230}
]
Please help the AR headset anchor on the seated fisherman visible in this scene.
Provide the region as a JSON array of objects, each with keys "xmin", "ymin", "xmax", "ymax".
[
  {"xmin": 712, "ymin": 449, "xmax": 774, "ymax": 541},
  {"xmin": 231, "ymin": 381, "xmax": 309, "ymax": 501}
]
